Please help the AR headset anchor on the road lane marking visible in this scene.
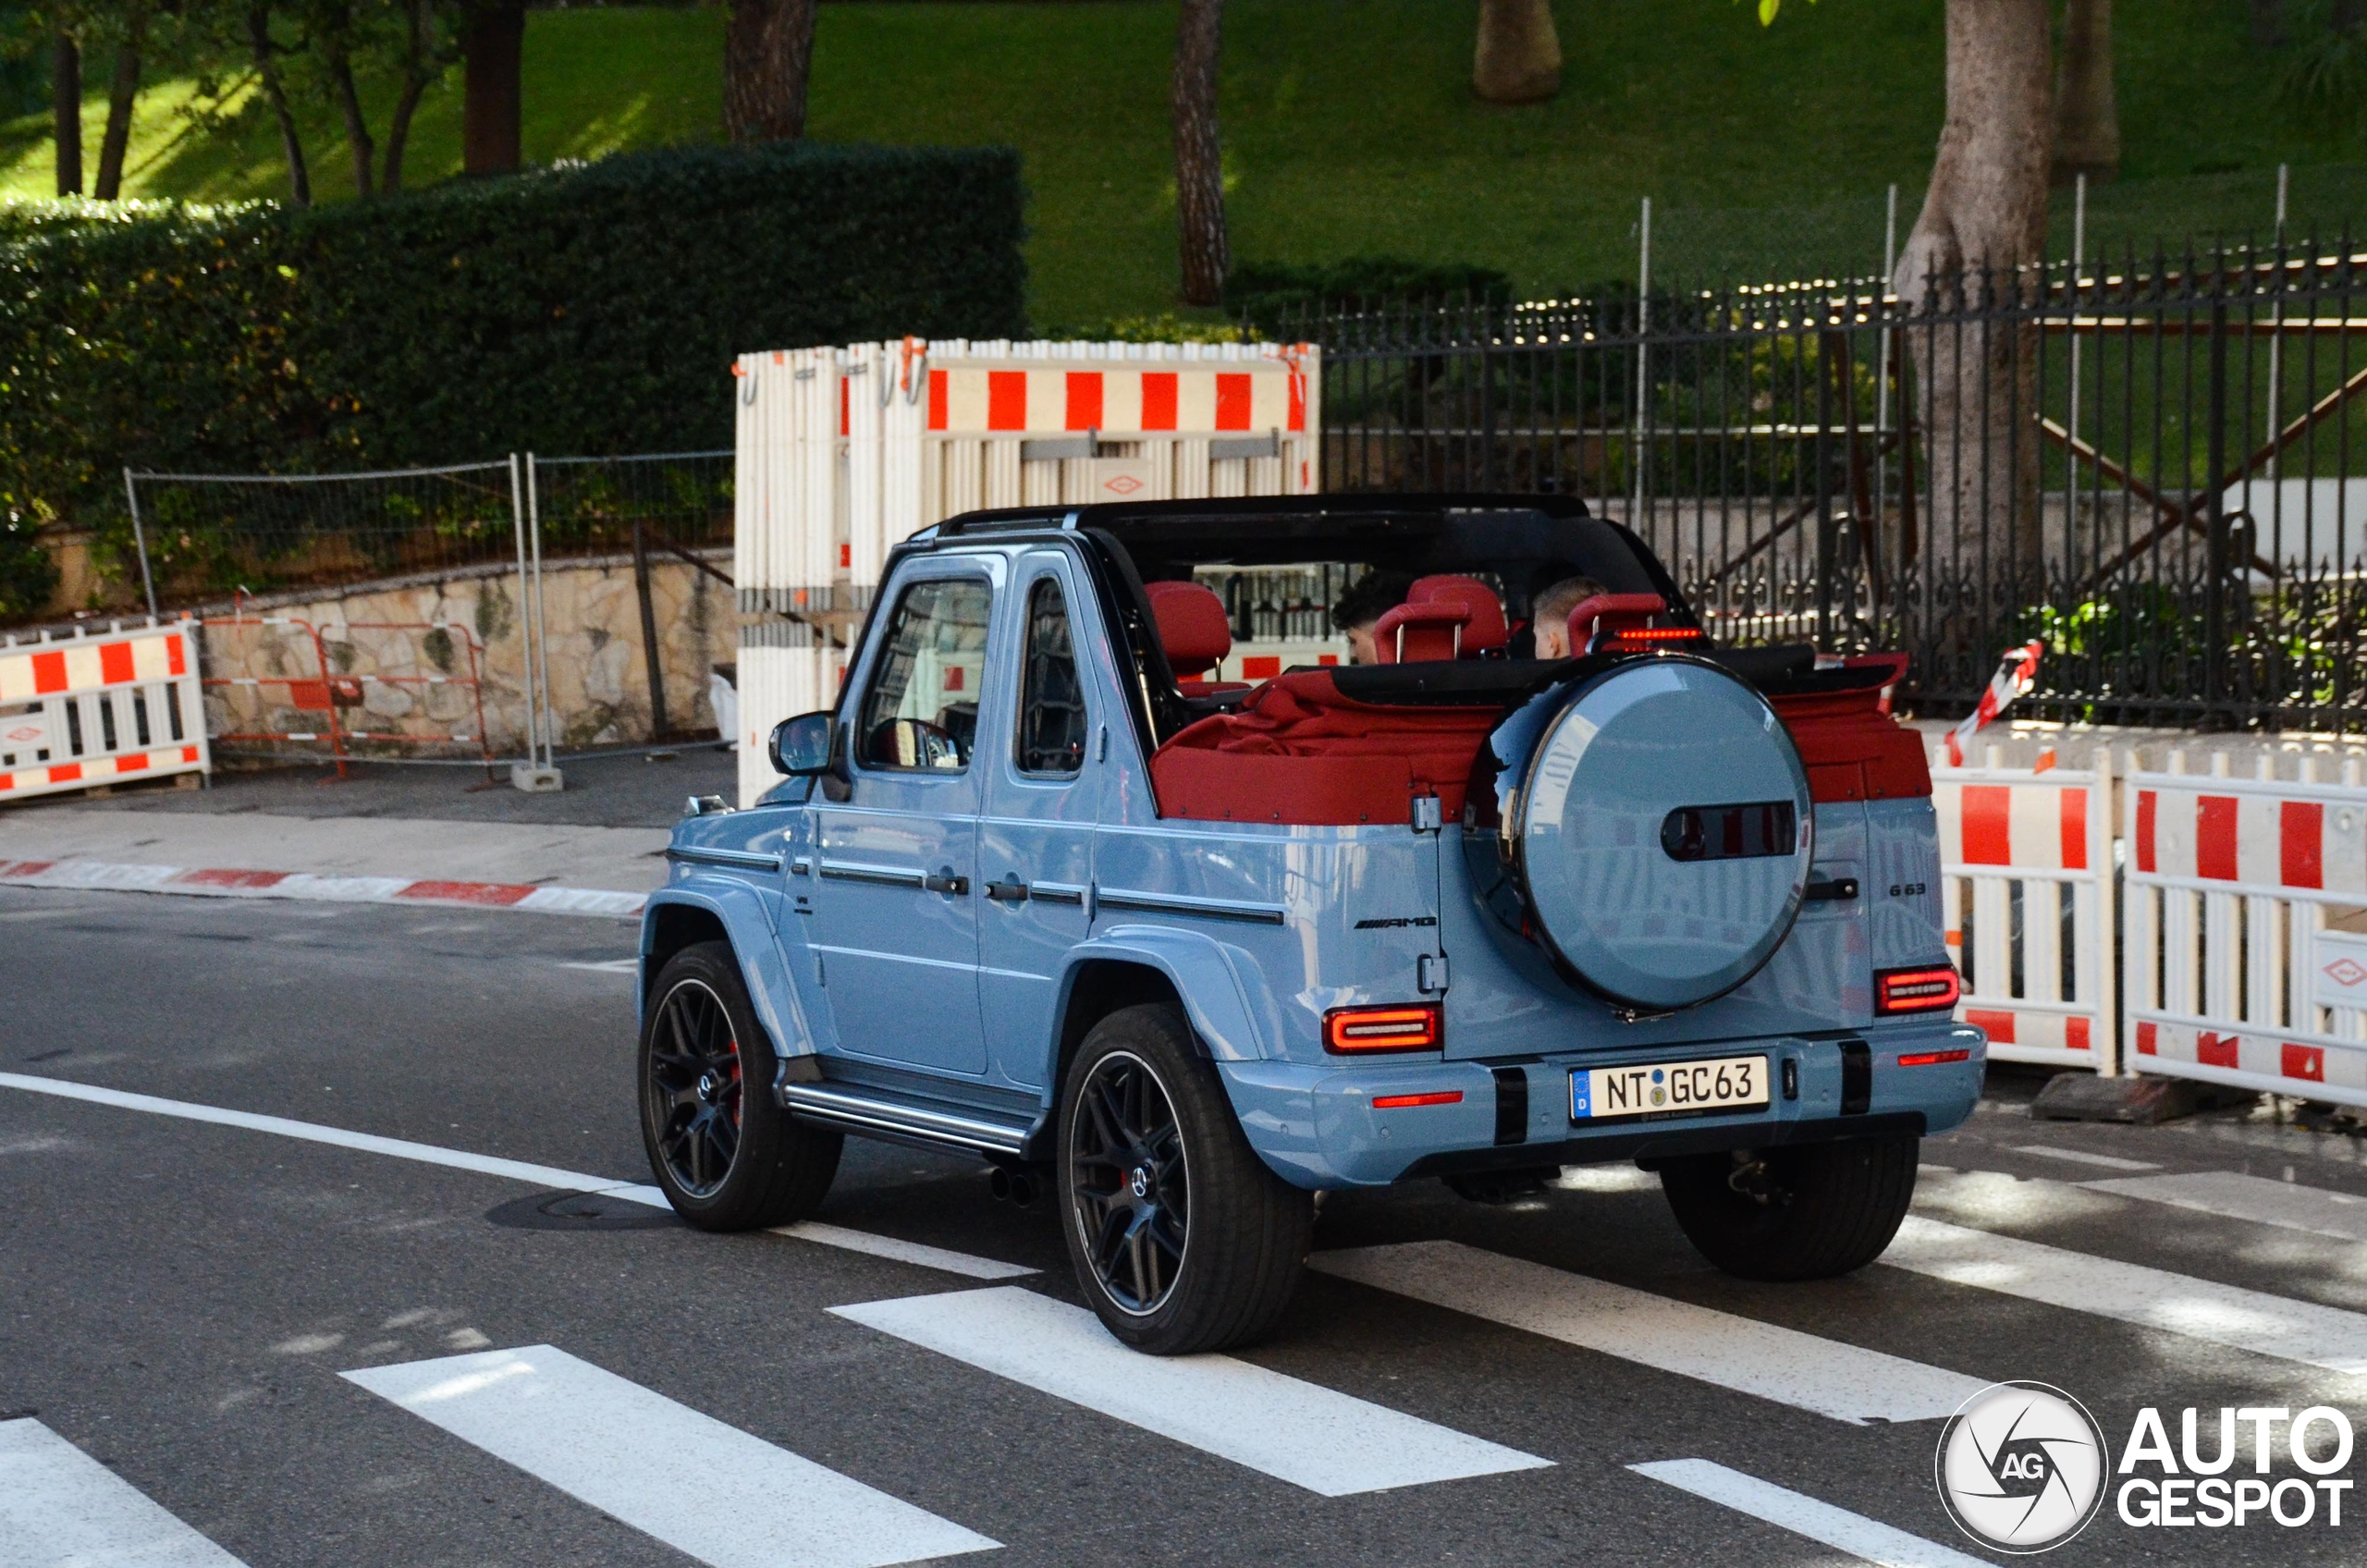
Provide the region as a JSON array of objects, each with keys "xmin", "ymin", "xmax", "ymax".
[
  {"xmin": 1308, "ymin": 1240, "xmax": 1984, "ymax": 1425},
  {"xmin": 0, "ymin": 1417, "xmax": 248, "ymax": 1567},
  {"xmin": 1629, "ymin": 1458, "xmax": 1991, "ymax": 1568},
  {"xmin": 2006, "ymin": 1144, "xmax": 2161, "ymax": 1171},
  {"xmin": 1884, "ymin": 1215, "xmax": 2367, "ymax": 1375},
  {"xmin": 343, "ymin": 1345, "xmax": 996, "ymax": 1568},
  {"xmin": 558, "ymin": 958, "xmax": 640, "ymax": 974},
  {"xmin": 0, "ymin": 1072, "xmax": 1032, "ymax": 1280},
  {"xmin": 772, "ymin": 1222, "xmax": 1037, "ymax": 1280},
  {"xmin": 829, "ymin": 1286, "xmax": 1551, "ymax": 1496},
  {"xmin": 2083, "ymin": 1170, "xmax": 2367, "ymax": 1243}
]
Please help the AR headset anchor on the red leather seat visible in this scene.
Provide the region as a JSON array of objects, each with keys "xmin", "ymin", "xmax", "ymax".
[
  {"xmin": 1371, "ymin": 601, "xmax": 1471, "ymax": 664},
  {"xmin": 1150, "ymin": 670, "xmax": 1502, "ymax": 825},
  {"xmin": 1564, "ymin": 592, "xmax": 1672, "ymax": 654},
  {"xmin": 1408, "ymin": 575, "xmax": 1509, "ymax": 655},
  {"xmin": 1146, "ymin": 580, "xmax": 1235, "ymax": 687}
]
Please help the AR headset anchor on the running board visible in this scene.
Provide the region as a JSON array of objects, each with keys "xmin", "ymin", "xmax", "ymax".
[{"xmin": 778, "ymin": 1082, "xmax": 1036, "ymax": 1157}]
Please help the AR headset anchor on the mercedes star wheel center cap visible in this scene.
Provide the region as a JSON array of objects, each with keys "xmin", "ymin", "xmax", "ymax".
[
  {"xmin": 696, "ymin": 1072, "xmax": 719, "ymax": 1104},
  {"xmin": 1129, "ymin": 1167, "xmax": 1152, "ymax": 1200}
]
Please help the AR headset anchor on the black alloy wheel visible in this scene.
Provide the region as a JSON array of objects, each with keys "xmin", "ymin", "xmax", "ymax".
[
  {"xmin": 645, "ymin": 977, "xmax": 743, "ymax": 1197},
  {"xmin": 1067, "ymin": 1048, "xmax": 1191, "ymax": 1315},
  {"xmin": 1055, "ymin": 1004, "xmax": 1312, "ymax": 1354}
]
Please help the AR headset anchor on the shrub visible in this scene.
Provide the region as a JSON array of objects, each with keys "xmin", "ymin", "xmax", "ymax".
[
  {"xmin": 0, "ymin": 515, "xmax": 59, "ymax": 620},
  {"xmin": 1223, "ymin": 255, "xmax": 1515, "ymax": 335},
  {"xmin": 0, "ymin": 142, "xmax": 1028, "ymax": 552}
]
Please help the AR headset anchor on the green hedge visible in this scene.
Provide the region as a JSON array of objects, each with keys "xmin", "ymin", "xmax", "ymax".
[{"xmin": 0, "ymin": 141, "xmax": 1028, "ymax": 545}]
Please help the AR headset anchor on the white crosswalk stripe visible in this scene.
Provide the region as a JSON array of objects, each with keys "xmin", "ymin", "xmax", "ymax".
[
  {"xmin": 1308, "ymin": 1240, "xmax": 1986, "ymax": 1425},
  {"xmin": 829, "ymin": 1285, "xmax": 1552, "ymax": 1496},
  {"xmin": 2006, "ymin": 1143, "xmax": 2161, "ymax": 1171},
  {"xmin": 1883, "ymin": 1214, "xmax": 2367, "ymax": 1375},
  {"xmin": 1630, "ymin": 1458, "xmax": 1992, "ymax": 1568},
  {"xmin": 342, "ymin": 1344, "xmax": 1000, "ymax": 1568},
  {"xmin": 2083, "ymin": 1169, "xmax": 2367, "ymax": 1244},
  {"xmin": 0, "ymin": 1417, "xmax": 248, "ymax": 1568}
]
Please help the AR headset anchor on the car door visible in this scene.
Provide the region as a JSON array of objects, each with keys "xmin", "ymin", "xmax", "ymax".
[
  {"xmin": 977, "ymin": 554, "xmax": 1101, "ymax": 1092},
  {"xmin": 809, "ymin": 559, "xmax": 999, "ymax": 1077}
]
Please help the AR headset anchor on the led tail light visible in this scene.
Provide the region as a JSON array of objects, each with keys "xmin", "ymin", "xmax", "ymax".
[
  {"xmin": 1604, "ymin": 626, "xmax": 1705, "ymax": 647},
  {"xmin": 1875, "ymin": 965, "xmax": 1962, "ymax": 1015},
  {"xmin": 1323, "ymin": 1004, "xmax": 1443, "ymax": 1054}
]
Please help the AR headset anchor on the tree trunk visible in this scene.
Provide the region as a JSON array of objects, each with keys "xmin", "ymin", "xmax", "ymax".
[
  {"xmin": 1172, "ymin": 0, "xmax": 1228, "ymax": 306},
  {"xmin": 2249, "ymin": 0, "xmax": 2285, "ymax": 47},
  {"xmin": 463, "ymin": 1, "xmax": 525, "ymax": 174},
  {"xmin": 381, "ymin": 0, "xmax": 438, "ymax": 194},
  {"xmin": 324, "ymin": 44, "xmax": 377, "ymax": 198},
  {"xmin": 723, "ymin": 0, "xmax": 820, "ymax": 141},
  {"xmin": 52, "ymin": 33, "xmax": 81, "ymax": 199},
  {"xmin": 247, "ymin": 6, "xmax": 310, "ymax": 207},
  {"xmin": 1892, "ymin": 0, "xmax": 2052, "ymax": 589},
  {"xmin": 2051, "ymin": 0, "xmax": 2117, "ymax": 182},
  {"xmin": 92, "ymin": 11, "xmax": 148, "ymax": 202},
  {"xmin": 1473, "ymin": 0, "xmax": 1562, "ymax": 104}
]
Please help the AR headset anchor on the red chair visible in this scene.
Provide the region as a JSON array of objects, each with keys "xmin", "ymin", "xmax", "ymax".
[
  {"xmin": 1145, "ymin": 580, "xmax": 1241, "ymax": 691},
  {"xmin": 1372, "ymin": 601, "xmax": 1473, "ymax": 664},
  {"xmin": 1408, "ymin": 575, "xmax": 1508, "ymax": 655}
]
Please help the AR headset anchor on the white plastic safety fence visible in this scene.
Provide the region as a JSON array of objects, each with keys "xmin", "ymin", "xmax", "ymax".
[
  {"xmin": 733, "ymin": 620, "xmax": 847, "ymax": 809},
  {"xmin": 0, "ymin": 619, "xmax": 210, "ymax": 803},
  {"xmin": 732, "ymin": 338, "xmax": 1320, "ymax": 616},
  {"xmin": 1932, "ymin": 746, "xmax": 2119, "ymax": 1072},
  {"xmin": 2126, "ymin": 753, "xmax": 2367, "ymax": 1107}
]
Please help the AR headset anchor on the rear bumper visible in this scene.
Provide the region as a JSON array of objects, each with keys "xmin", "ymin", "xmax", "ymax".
[{"xmin": 1218, "ymin": 1021, "xmax": 1983, "ymax": 1189}]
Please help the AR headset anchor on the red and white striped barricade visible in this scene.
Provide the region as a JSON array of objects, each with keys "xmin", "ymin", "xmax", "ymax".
[
  {"xmin": 0, "ymin": 619, "xmax": 210, "ymax": 804},
  {"xmin": 1932, "ymin": 745, "xmax": 2118, "ymax": 1071},
  {"xmin": 732, "ymin": 338, "xmax": 1320, "ymax": 617},
  {"xmin": 2126, "ymin": 753, "xmax": 2367, "ymax": 1106}
]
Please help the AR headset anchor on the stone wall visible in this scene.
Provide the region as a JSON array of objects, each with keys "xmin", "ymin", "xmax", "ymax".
[{"xmin": 197, "ymin": 552, "xmax": 731, "ymax": 756}]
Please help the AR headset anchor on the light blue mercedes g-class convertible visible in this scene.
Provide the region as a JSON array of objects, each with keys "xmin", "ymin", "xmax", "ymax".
[{"xmin": 638, "ymin": 495, "xmax": 1981, "ymax": 1354}]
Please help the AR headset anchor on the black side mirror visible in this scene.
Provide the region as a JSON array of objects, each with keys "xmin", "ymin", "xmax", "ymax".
[{"xmin": 768, "ymin": 712, "xmax": 836, "ymax": 777}]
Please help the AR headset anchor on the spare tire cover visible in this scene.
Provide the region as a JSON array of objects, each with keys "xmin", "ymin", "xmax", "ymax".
[{"xmin": 1515, "ymin": 658, "xmax": 1812, "ymax": 1010}]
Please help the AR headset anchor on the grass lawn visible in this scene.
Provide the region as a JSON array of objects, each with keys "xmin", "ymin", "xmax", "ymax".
[{"xmin": 3, "ymin": 1, "xmax": 2363, "ymax": 326}]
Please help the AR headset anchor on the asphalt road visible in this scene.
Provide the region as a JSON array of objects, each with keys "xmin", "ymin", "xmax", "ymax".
[{"xmin": 7, "ymin": 885, "xmax": 2367, "ymax": 1566}]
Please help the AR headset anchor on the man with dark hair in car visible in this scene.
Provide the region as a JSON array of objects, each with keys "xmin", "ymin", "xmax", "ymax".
[
  {"xmin": 1529, "ymin": 574, "xmax": 1608, "ymax": 661},
  {"xmin": 1329, "ymin": 570, "xmax": 1418, "ymax": 666}
]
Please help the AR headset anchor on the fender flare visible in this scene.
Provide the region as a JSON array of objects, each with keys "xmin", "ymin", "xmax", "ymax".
[
  {"xmin": 639, "ymin": 881, "xmax": 817, "ymax": 1065},
  {"xmin": 1052, "ymin": 924, "xmax": 1277, "ymax": 1066}
]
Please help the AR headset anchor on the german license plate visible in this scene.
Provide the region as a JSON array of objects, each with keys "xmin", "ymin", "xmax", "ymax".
[{"xmin": 1571, "ymin": 1055, "xmax": 1770, "ymax": 1121}]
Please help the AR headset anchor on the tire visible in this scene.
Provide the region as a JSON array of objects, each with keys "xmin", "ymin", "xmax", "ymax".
[
  {"xmin": 639, "ymin": 940, "xmax": 840, "ymax": 1231},
  {"xmin": 1057, "ymin": 1004, "xmax": 1313, "ymax": 1354},
  {"xmin": 1659, "ymin": 1134, "xmax": 1919, "ymax": 1281}
]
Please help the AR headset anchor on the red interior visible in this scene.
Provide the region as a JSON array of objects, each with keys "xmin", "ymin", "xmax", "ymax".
[
  {"xmin": 1408, "ymin": 576, "xmax": 1510, "ymax": 654},
  {"xmin": 1564, "ymin": 593, "xmax": 1670, "ymax": 654},
  {"xmin": 1150, "ymin": 670, "xmax": 1502, "ymax": 825},
  {"xmin": 1370, "ymin": 602, "xmax": 1471, "ymax": 664},
  {"xmin": 1146, "ymin": 581, "xmax": 1233, "ymax": 678},
  {"xmin": 1769, "ymin": 677, "xmax": 1932, "ymax": 802}
]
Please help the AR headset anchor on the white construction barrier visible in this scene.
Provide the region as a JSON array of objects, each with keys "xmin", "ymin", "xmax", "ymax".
[
  {"xmin": 2126, "ymin": 752, "xmax": 2367, "ymax": 1106},
  {"xmin": 734, "ymin": 620, "xmax": 845, "ymax": 808},
  {"xmin": 732, "ymin": 338, "xmax": 1320, "ymax": 615},
  {"xmin": 1932, "ymin": 745, "xmax": 2118, "ymax": 1071},
  {"xmin": 0, "ymin": 619, "xmax": 210, "ymax": 804}
]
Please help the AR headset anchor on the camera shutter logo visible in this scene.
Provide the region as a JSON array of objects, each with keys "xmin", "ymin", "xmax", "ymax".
[{"xmin": 1935, "ymin": 1381, "xmax": 2110, "ymax": 1552}]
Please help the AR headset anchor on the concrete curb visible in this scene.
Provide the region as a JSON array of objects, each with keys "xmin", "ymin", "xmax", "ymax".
[{"xmin": 0, "ymin": 857, "xmax": 646, "ymax": 920}]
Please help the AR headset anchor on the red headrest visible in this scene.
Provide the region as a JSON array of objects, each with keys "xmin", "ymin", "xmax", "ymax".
[
  {"xmin": 1409, "ymin": 576, "xmax": 1508, "ymax": 655},
  {"xmin": 1372, "ymin": 601, "xmax": 1471, "ymax": 665},
  {"xmin": 1146, "ymin": 580, "xmax": 1233, "ymax": 679},
  {"xmin": 1564, "ymin": 593, "xmax": 1677, "ymax": 655}
]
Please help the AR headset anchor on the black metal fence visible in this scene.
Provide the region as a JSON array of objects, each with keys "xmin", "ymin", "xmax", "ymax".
[{"xmin": 1301, "ymin": 239, "xmax": 2367, "ymax": 733}]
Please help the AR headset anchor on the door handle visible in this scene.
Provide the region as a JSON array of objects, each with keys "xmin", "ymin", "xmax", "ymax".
[
  {"xmin": 922, "ymin": 867, "xmax": 971, "ymax": 897},
  {"xmin": 984, "ymin": 874, "xmax": 1030, "ymax": 902}
]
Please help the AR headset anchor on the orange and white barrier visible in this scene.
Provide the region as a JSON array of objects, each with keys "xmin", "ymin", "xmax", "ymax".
[
  {"xmin": 0, "ymin": 620, "xmax": 209, "ymax": 804},
  {"xmin": 1932, "ymin": 745, "xmax": 2117, "ymax": 1071},
  {"xmin": 732, "ymin": 339, "xmax": 1320, "ymax": 616},
  {"xmin": 2126, "ymin": 753, "xmax": 2367, "ymax": 1106}
]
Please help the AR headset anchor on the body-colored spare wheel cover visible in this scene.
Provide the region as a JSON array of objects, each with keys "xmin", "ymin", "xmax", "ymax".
[{"xmin": 1515, "ymin": 659, "xmax": 1812, "ymax": 1010}]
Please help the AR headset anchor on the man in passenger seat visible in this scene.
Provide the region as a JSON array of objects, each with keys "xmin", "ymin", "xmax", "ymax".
[
  {"xmin": 1529, "ymin": 575, "xmax": 1608, "ymax": 661},
  {"xmin": 1329, "ymin": 570, "xmax": 1417, "ymax": 666}
]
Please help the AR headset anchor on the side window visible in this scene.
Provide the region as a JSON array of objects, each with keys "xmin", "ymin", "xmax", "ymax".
[
  {"xmin": 1016, "ymin": 577, "xmax": 1086, "ymax": 777},
  {"xmin": 854, "ymin": 577, "xmax": 993, "ymax": 772}
]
